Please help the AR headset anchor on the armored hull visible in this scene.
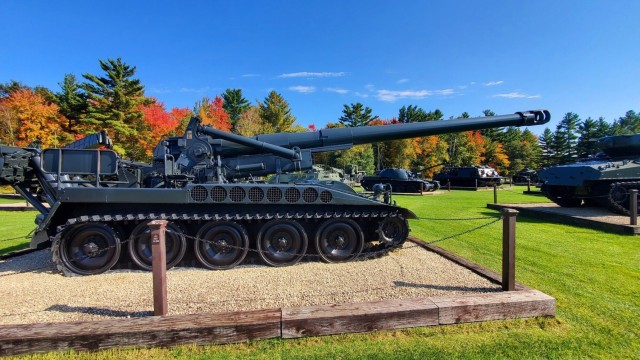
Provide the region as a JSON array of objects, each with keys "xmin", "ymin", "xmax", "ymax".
[
  {"xmin": 360, "ymin": 168, "xmax": 440, "ymax": 193},
  {"xmin": 433, "ymin": 166, "xmax": 503, "ymax": 188},
  {"xmin": 538, "ymin": 133, "xmax": 640, "ymax": 214}
]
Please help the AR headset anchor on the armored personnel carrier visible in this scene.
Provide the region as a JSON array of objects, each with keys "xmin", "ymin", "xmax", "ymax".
[
  {"xmin": 433, "ymin": 165, "xmax": 503, "ymax": 188},
  {"xmin": 538, "ymin": 133, "xmax": 640, "ymax": 214},
  {"xmin": 0, "ymin": 110, "xmax": 549, "ymax": 275},
  {"xmin": 360, "ymin": 168, "xmax": 440, "ymax": 193}
]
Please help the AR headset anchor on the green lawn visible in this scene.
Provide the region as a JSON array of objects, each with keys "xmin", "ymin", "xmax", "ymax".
[
  {"xmin": 0, "ymin": 210, "xmax": 38, "ymax": 255},
  {"xmin": 3, "ymin": 186, "xmax": 639, "ymax": 359}
]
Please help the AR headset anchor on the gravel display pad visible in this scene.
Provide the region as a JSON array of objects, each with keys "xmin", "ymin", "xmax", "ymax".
[{"xmin": 0, "ymin": 244, "xmax": 501, "ymax": 325}]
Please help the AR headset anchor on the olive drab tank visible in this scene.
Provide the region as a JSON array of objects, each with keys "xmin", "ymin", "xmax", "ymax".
[
  {"xmin": 360, "ymin": 168, "xmax": 440, "ymax": 193},
  {"xmin": 538, "ymin": 133, "xmax": 640, "ymax": 214},
  {"xmin": 0, "ymin": 110, "xmax": 550, "ymax": 275}
]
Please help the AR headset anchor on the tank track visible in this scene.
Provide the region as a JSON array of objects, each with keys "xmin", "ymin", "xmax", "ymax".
[
  {"xmin": 51, "ymin": 209, "xmax": 409, "ymax": 276},
  {"xmin": 603, "ymin": 181, "xmax": 640, "ymax": 215}
]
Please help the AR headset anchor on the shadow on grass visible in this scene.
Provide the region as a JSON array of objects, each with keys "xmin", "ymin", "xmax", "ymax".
[
  {"xmin": 393, "ymin": 280, "xmax": 500, "ymax": 293},
  {"xmin": 46, "ymin": 304, "xmax": 153, "ymax": 318}
]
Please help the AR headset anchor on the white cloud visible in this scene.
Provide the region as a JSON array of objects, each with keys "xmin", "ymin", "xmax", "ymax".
[
  {"xmin": 493, "ymin": 92, "xmax": 541, "ymax": 99},
  {"xmin": 242, "ymin": 73, "xmax": 260, "ymax": 77},
  {"xmin": 278, "ymin": 71, "xmax": 346, "ymax": 78},
  {"xmin": 326, "ymin": 87, "xmax": 349, "ymax": 94},
  {"xmin": 376, "ymin": 88, "xmax": 456, "ymax": 102},
  {"xmin": 483, "ymin": 80, "xmax": 504, "ymax": 86},
  {"xmin": 364, "ymin": 84, "xmax": 375, "ymax": 91},
  {"xmin": 289, "ymin": 85, "xmax": 316, "ymax": 93},
  {"xmin": 397, "ymin": 78, "xmax": 409, "ymax": 84},
  {"xmin": 355, "ymin": 91, "xmax": 369, "ymax": 98}
]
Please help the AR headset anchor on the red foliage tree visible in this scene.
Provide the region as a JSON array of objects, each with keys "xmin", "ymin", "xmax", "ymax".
[
  {"xmin": 140, "ymin": 98, "xmax": 192, "ymax": 155},
  {"xmin": 198, "ymin": 96, "xmax": 231, "ymax": 132}
]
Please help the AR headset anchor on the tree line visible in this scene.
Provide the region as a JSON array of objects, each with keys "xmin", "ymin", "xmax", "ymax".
[{"xmin": 1, "ymin": 57, "xmax": 638, "ymax": 177}]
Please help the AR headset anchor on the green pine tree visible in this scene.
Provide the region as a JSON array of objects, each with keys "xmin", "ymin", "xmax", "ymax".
[
  {"xmin": 259, "ymin": 90, "xmax": 296, "ymax": 132},
  {"xmin": 222, "ymin": 88, "xmax": 250, "ymax": 130},
  {"xmin": 339, "ymin": 103, "xmax": 378, "ymax": 127},
  {"xmin": 55, "ymin": 74, "xmax": 88, "ymax": 133},
  {"xmin": 81, "ymin": 58, "xmax": 151, "ymax": 159}
]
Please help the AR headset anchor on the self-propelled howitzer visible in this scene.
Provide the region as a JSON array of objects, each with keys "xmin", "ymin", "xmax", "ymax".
[{"xmin": 0, "ymin": 110, "xmax": 549, "ymax": 275}]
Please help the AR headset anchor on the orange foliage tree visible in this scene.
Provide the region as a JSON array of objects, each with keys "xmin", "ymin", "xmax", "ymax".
[
  {"xmin": 1, "ymin": 89, "xmax": 70, "ymax": 147},
  {"xmin": 197, "ymin": 96, "xmax": 232, "ymax": 132},
  {"xmin": 412, "ymin": 136, "xmax": 449, "ymax": 177}
]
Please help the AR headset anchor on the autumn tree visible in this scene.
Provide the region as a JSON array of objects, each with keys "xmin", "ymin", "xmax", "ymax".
[
  {"xmin": 195, "ymin": 96, "xmax": 232, "ymax": 131},
  {"xmin": 55, "ymin": 74, "xmax": 87, "ymax": 133},
  {"xmin": 0, "ymin": 80, "xmax": 28, "ymax": 98},
  {"xmin": 444, "ymin": 112, "xmax": 477, "ymax": 166},
  {"xmin": 140, "ymin": 98, "xmax": 191, "ymax": 153},
  {"xmin": 411, "ymin": 135, "xmax": 449, "ymax": 177},
  {"xmin": 1, "ymin": 89, "xmax": 70, "ymax": 147},
  {"xmin": 235, "ymin": 105, "xmax": 266, "ymax": 136},
  {"xmin": 81, "ymin": 58, "xmax": 150, "ymax": 159},
  {"xmin": 0, "ymin": 101, "xmax": 18, "ymax": 145},
  {"xmin": 222, "ymin": 88, "xmax": 250, "ymax": 130},
  {"xmin": 259, "ymin": 91, "xmax": 296, "ymax": 132},
  {"xmin": 339, "ymin": 103, "xmax": 378, "ymax": 127}
]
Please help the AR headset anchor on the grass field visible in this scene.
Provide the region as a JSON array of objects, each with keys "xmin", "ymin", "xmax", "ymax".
[{"xmin": 1, "ymin": 186, "xmax": 639, "ymax": 359}]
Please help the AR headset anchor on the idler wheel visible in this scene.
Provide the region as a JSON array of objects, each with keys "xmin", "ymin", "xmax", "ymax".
[
  {"xmin": 377, "ymin": 216, "xmax": 409, "ymax": 245},
  {"xmin": 257, "ymin": 220, "xmax": 307, "ymax": 266},
  {"xmin": 193, "ymin": 221, "xmax": 249, "ymax": 270},
  {"xmin": 58, "ymin": 223, "xmax": 121, "ymax": 276},
  {"xmin": 127, "ymin": 221, "xmax": 187, "ymax": 271},
  {"xmin": 315, "ymin": 219, "xmax": 364, "ymax": 263}
]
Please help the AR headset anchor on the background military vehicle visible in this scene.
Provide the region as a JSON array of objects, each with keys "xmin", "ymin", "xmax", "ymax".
[
  {"xmin": 360, "ymin": 168, "xmax": 440, "ymax": 193},
  {"xmin": 433, "ymin": 165, "xmax": 503, "ymax": 188},
  {"xmin": 512, "ymin": 168, "xmax": 540, "ymax": 185},
  {"xmin": 538, "ymin": 133, "xmax": 640, "ymax": 214},
  {"xmin": 0, "ymin": 110, "xmax": 549, "ymax": 275}
]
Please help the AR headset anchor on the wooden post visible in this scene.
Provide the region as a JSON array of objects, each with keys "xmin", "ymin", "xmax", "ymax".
[
  {"xmin": 475, "ymin": 178, "xmax": 478, "ymax": 190},
  {"xmin": 501, "ymin": 208, "xmax": 518, "ymax": 291},
  {"xmin": 493, "ymin": 185, "xmax": 498, "ymax": 204},
  {"xmin": 509, "ymin": 177, "xmax": 512, "ymax": 188},
  {"xmin": 630, "ymin": 189, "xmax": 638, "ymax": 226},
  {"xmin": 447, "ymin": 180, "xmax": 451, "ymax": 192},
  {"xmin": 148, "ymin": 220, "xmax": 168, "ymax": 316},
  {"xmin": 527, "ymin": 179, "xmax": 531, "ymax": 192}
]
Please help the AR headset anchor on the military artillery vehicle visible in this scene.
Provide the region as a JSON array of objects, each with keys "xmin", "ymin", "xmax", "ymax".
[
  {"xmin": 512, "ymin": 168, "xmax": 540, "ymax": 185},
  {"xmin": 433, "ymin": 165, "xmax": 503, "ymax": 188},
  {"xmin": 0, "ymin": 110, "xmax": 549, "ymax": 275},
  {"xmin": 360, "ymin": 168, "xmax": 440, "ymax": 193},
  {"xmin": 538, "ymin": 133, "xmax": 640, "ymax": 214}
]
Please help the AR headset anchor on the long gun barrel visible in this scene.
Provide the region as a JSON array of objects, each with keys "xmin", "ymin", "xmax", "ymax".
[{"xmin": 188, "ymin": 110, "xmax": 549, "ymax": 179}]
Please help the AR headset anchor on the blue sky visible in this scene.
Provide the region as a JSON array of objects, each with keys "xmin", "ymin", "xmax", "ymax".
[{"xmin": 1, "ymin": 1, "xmax": 639, "ymax": 134}]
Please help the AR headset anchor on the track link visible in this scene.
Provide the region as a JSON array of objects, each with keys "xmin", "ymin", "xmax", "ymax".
[
  {"xmin": 51, "ymin": 209, "xmax": 409, "ymax": 276},
  {"xmin": 604, "ymin": 181, "xmax": 640, "ymax": 215}
]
